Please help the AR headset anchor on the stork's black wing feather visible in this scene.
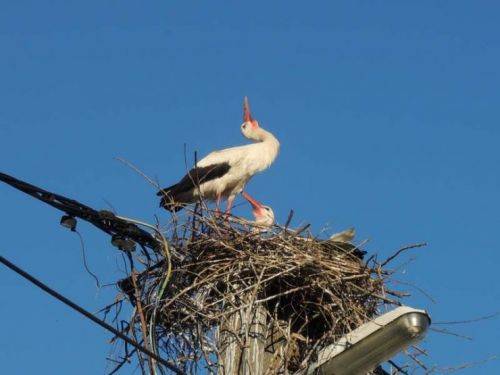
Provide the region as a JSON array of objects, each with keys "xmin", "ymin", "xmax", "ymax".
[
  {"xmin": 157, "ymin": 162, "xmax": 231, "ymax": 196},
  {"xmin": 157, "ymin": 162, "xmax": 231, "ymax": 211}
]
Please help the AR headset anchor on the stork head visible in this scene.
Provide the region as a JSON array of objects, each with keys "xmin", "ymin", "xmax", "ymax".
[
  {"xmin": 241, "ymin": 96, "xmax": 262, "ymax": 140},
  {"xmin": 241, "ymin": 191, "xmax": 275, "ymax": 227}
]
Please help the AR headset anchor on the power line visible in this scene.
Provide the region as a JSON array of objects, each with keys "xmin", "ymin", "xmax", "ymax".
[
  {"xmin": 0, "ymin": 255, "xmax": 185, "ymax": 375},
  {"xmin": 0, "ymin": 171, "xmax": 161, "ymax": 251}
]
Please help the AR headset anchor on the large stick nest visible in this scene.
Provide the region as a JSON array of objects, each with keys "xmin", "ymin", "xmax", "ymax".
[{"xmin": 114, "ymin": 210, "xmax": 401, "ymax": 374}]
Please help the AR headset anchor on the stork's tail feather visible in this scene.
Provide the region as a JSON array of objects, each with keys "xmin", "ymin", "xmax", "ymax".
[
  {"xmin": 159, "ymin": 198, "xmax": 187, "ymax": 212},
  {"xmin": 157, "ymin": 185, "xmax": 190, "ymax": 212},
  {"xmin": 156, "ymin": 182, "xmax": 177, "ymax": 197},
  {"xmin": 158, "ymin": 194, "xmax": 183, "ymax": 212}
]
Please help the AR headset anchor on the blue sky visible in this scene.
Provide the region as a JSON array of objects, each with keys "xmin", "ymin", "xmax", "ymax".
[{"xmin": 1, "ymin": 1, "xmax": 499, "ymax": 373}]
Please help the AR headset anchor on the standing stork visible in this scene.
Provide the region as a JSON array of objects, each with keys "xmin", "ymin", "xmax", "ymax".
[{"xmin": 158, "ymin": 97, "xmax": 280, "ymax": 213}]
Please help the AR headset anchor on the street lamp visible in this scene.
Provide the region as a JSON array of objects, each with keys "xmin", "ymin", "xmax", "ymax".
[{"xmin": 306, "ymin": 306, "xmax": 431, "ymax": 375}]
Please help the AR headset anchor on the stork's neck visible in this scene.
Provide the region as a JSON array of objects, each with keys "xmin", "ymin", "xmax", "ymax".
[
  {"xmin": 252, "ymin": 128, "xmax": 280, "ymax": 171},
  {"xmin": 257, "ymin": 128, "xmax": 279, "ymax": 147}
]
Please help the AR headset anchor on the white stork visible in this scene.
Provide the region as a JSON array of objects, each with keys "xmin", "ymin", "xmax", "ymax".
[
  {"xmin": 241, "ymin": 191, "xmax": 275, "ymax": 227},
  {"xmin": 158, "ymin": 97, "xmax": 280, "ymax": 213}
]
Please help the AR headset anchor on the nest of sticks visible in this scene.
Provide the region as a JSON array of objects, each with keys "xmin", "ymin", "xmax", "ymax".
[{"xmin": 111, "ymin": 209, "xmax": 407, "ymax": 374}]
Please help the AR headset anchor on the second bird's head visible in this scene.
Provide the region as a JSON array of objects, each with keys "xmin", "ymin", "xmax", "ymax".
[
  {"xmin": 241, "ymin": 96, "xmax": 264, "ymax": 141},
  {"xmin": 241, "ymin": 191, "xmax": 275, "ymax": 227}
]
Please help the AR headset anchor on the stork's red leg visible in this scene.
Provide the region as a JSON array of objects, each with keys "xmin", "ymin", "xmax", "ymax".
[
  {"xmin": 214, "ymin": 193, "xmax": 222, "ymax": 217},
  {"xmin": 225, "ymin": 196, "xmax": 235, "ymax": 215}
]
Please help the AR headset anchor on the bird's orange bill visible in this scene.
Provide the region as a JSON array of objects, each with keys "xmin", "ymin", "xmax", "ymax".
[
  {"xmin": 243, "ymin": 96, "xmax": 253, "ymax": 122},
  {"xmin": 241, "ymin": 191, "xmax": 262, "ymax": 210}
]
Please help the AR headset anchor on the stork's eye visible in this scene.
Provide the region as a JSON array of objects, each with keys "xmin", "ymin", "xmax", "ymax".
[{"xmin": 242, "ymin": 123, "xmax": 247, "ymax": 130}]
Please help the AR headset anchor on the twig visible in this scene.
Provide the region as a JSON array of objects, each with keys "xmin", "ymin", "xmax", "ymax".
[
  {"xmin": 132, "ymin": 272, "xmax": 156, "ymax": 375},
  {"xmin": 430, "ymin": 327, "xmax": 473, "ymax": 341},
  {"xmin": 433, "ymin": 310, "xmax": 500, "ymax": 325},
  {"xmin": 380, "ymin": 243, "xmax": 427, "ymax": 267},
  {"xmin": 114, "ymin": 157, "xmax": 161, "ymax": 190}
]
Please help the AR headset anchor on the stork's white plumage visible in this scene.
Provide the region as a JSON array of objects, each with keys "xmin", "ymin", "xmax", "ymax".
[
  {"xmin": 241, "ymin": 191, "xmax": 275, "ymax": 227},
  {"xmin": 329, "ymin": 227, "xmax": 356, "ymax": 243},
  {"xmin": 158, "ymin": 97, "xmax": 280, "ymax": 213},
  {"xmin": 327, "ymin": 227, "xmax": 366, "ymax": 258}
]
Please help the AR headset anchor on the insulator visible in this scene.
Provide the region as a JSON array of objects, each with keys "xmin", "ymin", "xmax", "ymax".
[
  {"xmin": 111, "ymin": 234, "xmax": 136, "ymax": 252},
  {"xmin": 60, "ymin": 215, "xmax": 77, "ymax": 231}
]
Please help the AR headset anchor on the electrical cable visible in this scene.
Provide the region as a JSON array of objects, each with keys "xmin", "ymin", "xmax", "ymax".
[
  {"xmin": 74, "ymin": 229, "xmax": 100, "ymax": 288},
  {"xmin": 0, "ymin": 255, "xmax": 185, "ymax": 375},
  {"xmin": 0, "ymin": 172, "xmax": 161, "ymax": 251}
]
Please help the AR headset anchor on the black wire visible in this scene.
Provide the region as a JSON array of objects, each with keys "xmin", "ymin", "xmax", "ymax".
[
  {"xmin": 0, "ymin": 255, "xmax": 185, "ymax": 375},
  {"xmin": 74, "ymin": 229, "xmax": 100, "ymax": 289},
  {"xmin": 0, "ymin": 171, "xmax": 161, "ymax": 251}
]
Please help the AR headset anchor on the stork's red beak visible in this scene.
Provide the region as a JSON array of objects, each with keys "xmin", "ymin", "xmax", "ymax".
[
  {"xmin": 243, "ymin": 96, "xmax": 253, "ymax": 122},
  {"xmin": 241, "ymin": 191, "xmax": 262, "ymax": 210}
]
